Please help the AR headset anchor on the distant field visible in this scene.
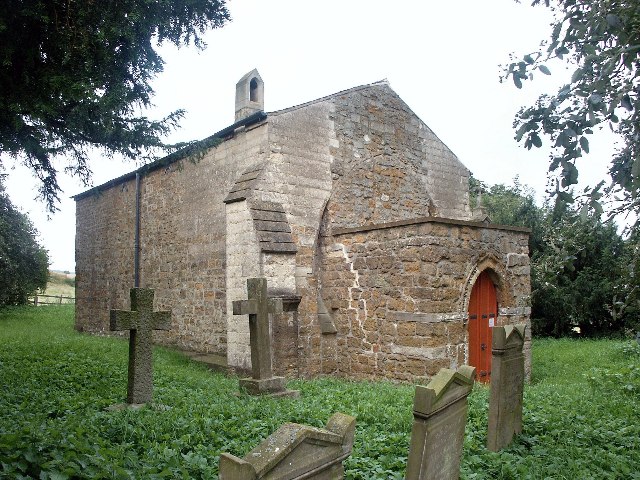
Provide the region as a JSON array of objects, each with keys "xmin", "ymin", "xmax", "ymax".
[{"xmin": 40, "ymin": 271, "xmax": 75, "ymax": 299}]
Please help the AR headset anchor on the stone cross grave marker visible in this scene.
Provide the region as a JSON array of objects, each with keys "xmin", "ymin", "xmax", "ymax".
[
  {"xmin": 233, "ymin": 277, "xmax": 299, "ymax": 396},
  {"xmin": 487, "ymin": 324, "xmax": 526, "ymax": 452},
  {"xmin": 405, "ymin": 365, "xmax": 475, "ymax": 480},
  {"xmin": 219, "ymin": 412, "xmax": 356, "ymax": 480},
  {"xmin": 110, "ymin": 288, "xmax": 171, "ymax": 405}
]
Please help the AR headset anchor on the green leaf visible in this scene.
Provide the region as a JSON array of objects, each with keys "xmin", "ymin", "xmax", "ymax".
[
  {"xmin": 513, "ymin": 74, "xmax": 523, "ymax": 89},
  {"xmin": 621, "ymin": 95, "xmax": 633, "ymax": 111},
  {"xmin": 606, "ymin": 14, "xmax": 622, "ymax": 29},
  {"xmin": 579, "ymin": 136, "xmax": 590, "ymax": 153},
  {"xmin": 561, "ymin": 162, "xmax": 579, "ymax": 187},
  {"xmin": 592, "ymin": 200, "xmax": 603, "ymax": 216},
  {"xmin": 555, "ymin": 46, "xmax": 569, "ymax": 59},
  {"xmin": 532, "ymin": 132, "xmax": 543, "ymax": 148},
  {"xmin": 583, "ymin": 44, "xmax": 597, "ymax": 56},
  {"xmin": 589, "ymin": 93, "xmax": 602, "ymax": 105},
  {"xmin": 632, "ymin": 156, "xmax": 640, "ymax": 180},
  {"xmin": 538, "ymin": 65, "xmax": 551, "ymax": 75},
  {"xmin": 571, "ymin": 68, "xmax": 583, "ymax": 83},
  {"xmin": 515, "ymin": 124, "xmax": 528, "ymax": 142},
  {"xmin": 524, "ymin": 54, "xmax": 534, "ymax": 64},
  {"xmin": 579, "ymin": 204, "xmax": 589, "ymax": 220},
  {"xmin": 557, "ymin": 190, "xmax": 574, "ymax": 203}
]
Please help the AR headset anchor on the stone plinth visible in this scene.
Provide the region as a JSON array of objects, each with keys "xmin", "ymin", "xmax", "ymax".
[
  {"xmin": 219, "ymin": 413, "xmax": 356, "ymax": 479},
  {"xmin": 487, "ymin": 324, "xmax": 526, "ymax": 452},
  {"xmin": 406, "ymin": 365, "xmax": 475, "ymax": 480}
]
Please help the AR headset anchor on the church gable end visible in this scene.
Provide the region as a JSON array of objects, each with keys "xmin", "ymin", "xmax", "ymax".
[{"xmin": 324, "ymin": 82, "xmax": 471, "ymax": 231}]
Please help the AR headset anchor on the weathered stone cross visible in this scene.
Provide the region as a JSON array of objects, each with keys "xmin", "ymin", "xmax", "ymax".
[
  {"xmin": 232, "ymin": 278, "xmax": 298, "ymax": 396},
  {"xmin": 110, "ymin": 288, "xmax": 171, "ymax": 404},
  {"xmin": 233, "ymin": 278, "xmax": 283, "ymax": 381}
]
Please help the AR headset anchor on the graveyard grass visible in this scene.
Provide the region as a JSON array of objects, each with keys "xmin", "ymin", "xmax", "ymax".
[{"xmin": 1, "ymin": 307, "xmax": 638, "ymax": 480}]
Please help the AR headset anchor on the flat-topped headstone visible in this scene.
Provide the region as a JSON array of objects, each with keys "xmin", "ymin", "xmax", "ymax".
[
  {"xmin": 219, "ymin": 412, "xmax": 356, "ymax": 480},
  {"xmin": 487, "ymin": 324, "xmax": 526, "ymax": 451},
  {"xmin": 232, "ymin": 278, "xmax": 298, "ymax": 397},
  {"xmin": 406, "ymin": 365, "xmax": 475, "ymax": 480},
  {"xmin": 110, "ymin": 288, "xmax": 171, "ymax": 405}
]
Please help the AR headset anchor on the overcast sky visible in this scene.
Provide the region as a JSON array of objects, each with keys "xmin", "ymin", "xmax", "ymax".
[{"xmin": 3, "ymin": 0, "xmax": 618, "ymax": 272}]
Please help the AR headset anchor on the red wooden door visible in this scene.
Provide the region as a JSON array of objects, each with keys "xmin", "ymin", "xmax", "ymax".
[{"xmin": 468, "ymin": 271, "xmax": 497, "ymax": 383}]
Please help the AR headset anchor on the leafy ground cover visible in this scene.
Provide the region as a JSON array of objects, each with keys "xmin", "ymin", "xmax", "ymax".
[{"xmin": 0, "ymin": 306, "xmax": 638, "ymax": 479}]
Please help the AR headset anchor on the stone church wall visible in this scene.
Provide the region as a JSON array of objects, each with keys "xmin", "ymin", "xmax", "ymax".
[
  {"xmin": 75, "ymin": 185, "xmax": 137, "ymax": 332},
  {"xmin": 259, "ymin": 83, "xmax": 479, "ymax": 379},
  {"xmin": 76, "ymin": 78, "xmax": 532, "ymax": 384},
  {"xmin": 75, "ymin": 122, "xmax": 270, "ymax": 356},
  {"xmin": 315, "ymin": 218, "xmax": 531, "ymax": 382},
  {"xmin": 250, "ymin": 102, "xmax": 336, "ymax": 376},
  {"xmin": 327, "ymin": 83, "xmax": 472, "ymax": 228}
]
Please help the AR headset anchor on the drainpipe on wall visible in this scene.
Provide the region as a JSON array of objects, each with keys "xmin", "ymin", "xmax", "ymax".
[{"xmin": 134, "ymin": 172, "xmax": 141, "ymax": 288}]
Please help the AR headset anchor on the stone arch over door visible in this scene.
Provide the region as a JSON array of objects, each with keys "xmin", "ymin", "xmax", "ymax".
[
  {"xmin": 468, "ymin": 270, "xmax": 497, "ymax": 383},
  {"xmin": 461, "ymin": 254, "xmax": 507, "ymax": 383}
]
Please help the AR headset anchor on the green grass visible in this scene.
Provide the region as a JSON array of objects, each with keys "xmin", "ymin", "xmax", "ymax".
[{"xmin": 0, "ymin": 306, "xmax": 638, "ymax": 479}]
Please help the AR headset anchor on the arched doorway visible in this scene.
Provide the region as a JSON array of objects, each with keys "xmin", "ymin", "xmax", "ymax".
[{"xmin": 468, "ymin": 270, "xmax": 497, "ymax": 383}]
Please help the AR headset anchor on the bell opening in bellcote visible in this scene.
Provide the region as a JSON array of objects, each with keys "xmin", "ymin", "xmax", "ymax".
[{"xmin": 235, "ymin": 69, "xmax": 264, "ymax": 122}]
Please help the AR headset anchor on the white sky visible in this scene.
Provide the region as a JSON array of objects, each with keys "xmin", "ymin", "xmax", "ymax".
[{"xmin": 2, "ymin": 0, "xmax": 619, "ymax": 272}]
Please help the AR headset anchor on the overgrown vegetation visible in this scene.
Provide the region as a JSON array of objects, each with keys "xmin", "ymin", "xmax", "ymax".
[
  {"xmin": 0, "ymin": 176, "xmax": 49, "ymax": 306},
  {"xmin": 1, "ymin": 307, "xmax": 638, "ymax": 479},
  {"xmin": 471, "ymin": 176, "xmax": 640, "ymax": 336}
]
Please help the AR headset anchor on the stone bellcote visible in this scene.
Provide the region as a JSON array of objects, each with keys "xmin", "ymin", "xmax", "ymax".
[{"xmin": 235, "ymin": 69, "xmax": 264, "ymax": 122}]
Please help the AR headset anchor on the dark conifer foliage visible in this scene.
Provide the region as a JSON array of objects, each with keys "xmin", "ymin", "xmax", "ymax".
[{"xmin": 0, "ymin": 0, "xmax": 230, "ymax": 211}]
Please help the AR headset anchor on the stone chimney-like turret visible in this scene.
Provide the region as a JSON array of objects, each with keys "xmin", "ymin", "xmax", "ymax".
[{"xmin": 235, "ymin": 69, "xmax": 264, "ymax": 122}]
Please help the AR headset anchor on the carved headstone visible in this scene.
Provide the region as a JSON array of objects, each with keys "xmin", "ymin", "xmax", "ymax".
[
  {"xmin": 487, "ymin": 324, "xmax": 526, "ymax": 452},
  {"xmin": 406, "ymin": 365, "xmax": 475, "ymax": 480},
  {"xmin": 232, "ymin": 277, "xmax": 298, "ymax": 397},
  {"xmin": 219, "ymin": 413, "xmax": 356, "ymax": 480},
  {"xmin": 110, "ymin": 288, "xmax": 171, "ymax": 404}
]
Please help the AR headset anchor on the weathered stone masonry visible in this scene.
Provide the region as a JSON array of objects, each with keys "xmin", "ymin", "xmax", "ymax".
[
  {"xmin": 76, "ymin": 118, "xmax": 270, "ymax": 357},
  {"xmin": 312, "ymin": 218, "xmax": 531, "ymax": 381},
  {"xmin": 75, "ymin": 72, "xmax": 532, "ymax": 383}
]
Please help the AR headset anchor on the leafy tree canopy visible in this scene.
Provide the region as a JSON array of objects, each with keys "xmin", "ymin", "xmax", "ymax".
[
  {"xmin": 0, "ymin": 176, "xmax": 49, "ymax": 305},
  {"xmin": 472, "ymin": 175, "xmax": 640, "ymax": 336},
  {"xmin": 0, "ymin": 0, "xmax": 230, "ymax": 212},
  {"xmin": 504, "ymin": 0, "xmax": 640, "ymax": 222}
]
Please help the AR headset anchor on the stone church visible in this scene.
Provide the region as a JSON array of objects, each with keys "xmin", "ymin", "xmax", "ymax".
[{"xmin": 74, "ymin": 70, "xmax": 531, "ymax": 382}]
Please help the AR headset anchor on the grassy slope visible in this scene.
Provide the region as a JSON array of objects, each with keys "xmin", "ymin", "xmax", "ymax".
[
  {"xmin": 0, "ymin": 307, "xmax": 638, "ymax": 479},
  {"xmin": 41, "ymin": 271, "xmax": 75, "ymax": 298}
]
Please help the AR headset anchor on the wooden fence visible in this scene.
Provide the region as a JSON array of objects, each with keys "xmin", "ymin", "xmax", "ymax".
[{"xmin": 32, "ymin": 294, "xmax": 75, "ymax": 305}]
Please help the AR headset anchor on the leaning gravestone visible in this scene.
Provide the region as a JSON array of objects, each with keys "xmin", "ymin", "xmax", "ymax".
[
  {"xmin": 219, "ymin": 412, "xmax": 356, "ymax": 480},
  {"xmin": 110, "ymin": 288, "xmax": 171, "ymax": 405},
  {"xmin": 405, "ymin": 365, "xmax": 475, "ymax": 480},
  {"xmin": 487, "ymin": 324, "xmax": 526, "ymax": 452},
  {"xmin": 232, "ymin": 277, "xmax": 298, "ymax": 397}
]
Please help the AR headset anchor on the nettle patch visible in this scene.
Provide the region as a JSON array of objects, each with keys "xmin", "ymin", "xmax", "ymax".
[{"xmin": 1, "ymin": 306, "xmax": 639, "ymax": 479}]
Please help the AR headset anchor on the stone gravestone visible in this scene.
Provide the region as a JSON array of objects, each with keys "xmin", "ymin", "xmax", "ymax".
[
  {"xmin": 405, "ymin": 365, "xmax": 476, "ymax": 480},
  {"xmin": 110, "ymin": 288, "xmax": 171, "ymax": 405},
  {"xmin": 219, "ymin": 412, "xmax": 356, "ymax": 480},
  {"xmin": 487, "ymin": 324, "xmax": 526, "ymax": 452},
  {"xmin": 233, "ymin": 277, "xmax": 298, "ymax": 397}
]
